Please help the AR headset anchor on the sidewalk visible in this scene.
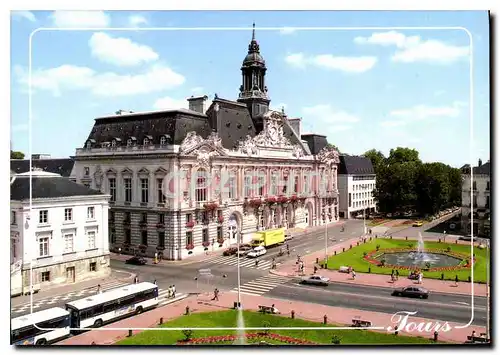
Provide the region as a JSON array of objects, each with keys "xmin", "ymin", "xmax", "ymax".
[
  {"xmin": 11, "ymin": 269, "xmax": 135, "ymax": 306},
  {"xmin": 270, "ymin": 237, "xmax": 487, "ymax": 297},
  {"xmin": 58, "ymin": 291, "xmax": 484, "ymax": 345}
]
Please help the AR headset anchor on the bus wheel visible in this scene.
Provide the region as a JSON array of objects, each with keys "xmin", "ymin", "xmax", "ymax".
[
  {"xmin": 135, "ymin": 306, "xmax": 143, "ymax": 315},
  {"xmin": 94, "ymin": 319, "xmax": 103, "ymax": 328},
  {"xmin": 35, "ymin": 339, "xmax": 47, "ymax": 346}
]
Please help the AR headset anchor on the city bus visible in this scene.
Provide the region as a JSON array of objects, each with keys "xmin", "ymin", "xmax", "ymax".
[
  {"xmin": 65, "ymin": 282, "xmax": 159, "ymax": 331},
  {"xmin": 11, "ymin": 307, "xmax": 71, "ymax": 345}
]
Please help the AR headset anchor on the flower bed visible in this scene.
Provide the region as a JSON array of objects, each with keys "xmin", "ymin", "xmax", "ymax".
[
  {"xmin": 203, "ymin": 202, "xmax": 219, "ymax": 212},
  {"xmin": 363, "ymin": 248, "xmax": 475, "ymax": 272},
  {"xmin": 265, "ymin": 196, "xmax": 277, "ymax": 205},
  {"xmin": 177, "ymin": 333, "xmax": 317, "ymax": 345}
]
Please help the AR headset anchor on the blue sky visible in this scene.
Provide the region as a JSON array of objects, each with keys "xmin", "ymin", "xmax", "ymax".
[{"xmin": 10, "ymin": 10, "xmax": 490, "ymax": 167}]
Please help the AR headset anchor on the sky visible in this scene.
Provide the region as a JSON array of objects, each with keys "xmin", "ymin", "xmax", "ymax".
[{"xmin": 10, "ymin": 10, "xmax": 490, "ymax": 167}]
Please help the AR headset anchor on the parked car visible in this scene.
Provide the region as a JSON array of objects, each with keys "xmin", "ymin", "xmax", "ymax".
[
  {"xmin": 236, "ymin": 245, "xmax": 253, "ymax": 257},
  {"xmin": 247, "ymin": 246, "xmax": 267, "ymax": 258},
  {"xmin": 459, "ymin": 235, "xmax": 478, "ymax": 241},
  {"xmin": 413, "ymin": 221, "xmax": 423, "ymax": 227},
  {"xmin": 301, "ymin": 275, "xmax": 330, "ymax": 286},
  {"xmin": 284, "ymin": 234, "xmax": 293, "ymax": 242},
  {"xmin": 392, "ymin": 286, "xmax": 429, "ymax": 299},
  {"xmin": 125, "ymin": 256, "xmax": 147, "ymax": 265},
  {"xmin": 223, "ymin": 247, "xmax": 238, "ymax": 256}
]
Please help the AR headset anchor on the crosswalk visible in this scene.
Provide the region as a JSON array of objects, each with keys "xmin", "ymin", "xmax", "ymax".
[
  {"xmin": 229, "ymin": 274, "xmax": 289, "ymax": 296},
  {"xmin": 11, "ymin": 280, "xmax": 187, "ymax": 314},
  {"xmin": 206, "ymin": 255, "xmax": 275, "ymax": 270}
]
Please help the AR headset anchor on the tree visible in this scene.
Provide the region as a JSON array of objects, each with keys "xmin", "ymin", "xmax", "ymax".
[
  {"xmin": 415, "ymin": 163, "xmax": 451, "ymax": 216},
  {"xmin": 11, "ymin": 150, "xmax": 25, "ymax": 159},
  {"xmin": 387, "ymin": 147, "xmax": 421, "ymax": 165},
  {"xmin": 363, "ymin": 149, "xmax": 385, "ymax": 174},
  {"xmin": 325, "ymin": 143, "xmax": 340, "ymax": 153}
]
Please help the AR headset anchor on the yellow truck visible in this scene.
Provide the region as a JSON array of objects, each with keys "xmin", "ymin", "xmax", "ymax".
[{"xmin": 251, "ymin": 228, "xmax": 285, "ymax": 248}]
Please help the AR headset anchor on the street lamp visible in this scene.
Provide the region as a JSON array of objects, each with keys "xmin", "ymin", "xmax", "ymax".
[{"xmin": 323, "ymin": 212, "xmax": 331, "ymax": 266}]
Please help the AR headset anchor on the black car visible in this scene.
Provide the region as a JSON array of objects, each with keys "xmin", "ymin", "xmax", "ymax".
[
  {"xmin": 125, "ymin": 256, "xmax": 147, "ymax": 265},
  {"xmin": 392, "ymin": 286, "xmax": 429, "ymax": 299}
]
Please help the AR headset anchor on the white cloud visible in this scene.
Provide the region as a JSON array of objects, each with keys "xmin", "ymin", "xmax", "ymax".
[
  {"xmin": 355, "ymin": 31, "xmax": 469, "ymax": 64},
  {"xmin": 89, "ymin": 32, "xmax": 159, "ymax": 67},
  {"xmin": 12, "ymin": 11, "xmax": 36, "ymax": 22},
  {"xmin": 50, "ymin": 10, "xmax": 110, "ymax": 28},
  {"xmin": 279, "ymin": 27, "xmax": 296, "ymax": 35},
  {"xmin": 153, "ymin": 96, "xmax": 213, "ymax": 112},
  {"xmin": 380, "ymin": 102, "xmax": 464, "ymax": 127},
  {"xmin": 285, "ymin": 53, "xmax": 377, "ymax": 73},
  {"xmin": 303, "ymin": 104, "xmax": 360, "ymax": 132},
  {"xmin": 14, "ymin": 64, "xmax": 185, "ymax": 97},
  {"xmin": 129, "ymin": 15, "xmax": 147, "ymax": 27}
]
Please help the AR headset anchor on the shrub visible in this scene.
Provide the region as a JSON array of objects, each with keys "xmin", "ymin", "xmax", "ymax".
[
  {"xmin": 182, "ymin": 329, "xmax": 194, "ymax": 341},
  {"xmin": 376, "ymin": 244, "xmax": 380, "ymax": 251},
  {"xmin": 261, "ymin": 321, "xmax": 271, "ymax": 335},
  {"xmin": 331, "ymin": 335, "xmax": 342, "ymax": 344},
  {"xmin": 446, "ymin": 246, "xmax": 451, "ymax": 252},
  {"xmin": 408, "ymin": 243, "xmax": 414, "ymax": 249},
  {"xmin": 363, "ymin": 251, "xmax": 367, "ymax": 257}
]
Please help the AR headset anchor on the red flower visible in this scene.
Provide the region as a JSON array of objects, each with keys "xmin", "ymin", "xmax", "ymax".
[
  {"xmin": 186, "ymin": 221, "xmax": 195, "ymax": 228},
  {"xmin": 185, "ymin": 243, "xmax": 194, "ymax": 250}
]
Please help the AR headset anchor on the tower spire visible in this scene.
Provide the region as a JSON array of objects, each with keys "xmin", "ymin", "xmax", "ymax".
[{"xmin": 252, "ymin": 23, "xmax": 256, "ymax": 41}]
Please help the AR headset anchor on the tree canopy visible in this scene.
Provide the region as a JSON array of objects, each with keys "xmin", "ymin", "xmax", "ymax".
[
  {"xmin": 364, "ymin": 147, "xmax": 461, "ymax": 216},
  {"xmin": 10, "ymin": 150, "xmax": 25, "ymax": 159}
]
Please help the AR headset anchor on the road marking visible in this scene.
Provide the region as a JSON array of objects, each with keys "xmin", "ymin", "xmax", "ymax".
[{"xmin": 454, "ymin": 301, "xmax": 469, "ymax": 306}]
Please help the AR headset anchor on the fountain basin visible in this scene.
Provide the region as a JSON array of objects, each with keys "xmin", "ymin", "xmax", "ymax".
[{"xmin": 375, "ymin": 252, "xmax": 462, "ymax": 268}]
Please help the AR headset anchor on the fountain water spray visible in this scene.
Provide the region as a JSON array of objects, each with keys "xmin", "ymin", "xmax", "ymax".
[
  {"xmin": 417, "ymin": 232, "xmax": 425, "ymax": 256},
  {"xmin": 234, "ymin": 307, "xmax": 247, "ymax": 345}
]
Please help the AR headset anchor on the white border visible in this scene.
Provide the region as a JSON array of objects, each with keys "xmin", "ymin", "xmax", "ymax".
[{"xmin": 26, "ymin": 25, "xmax": 476, "ymax": 333}]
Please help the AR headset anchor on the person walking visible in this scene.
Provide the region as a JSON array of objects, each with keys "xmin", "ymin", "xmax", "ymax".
[
  {"xmin": 455, "ymin": 275, "xmax": 459, "ymax": 287},
  {"xmin": 395, "ymin": 269, "xmax": 399, "ymax": 281},
  {"xmin": 97, "ymin": 284, "xmax": 102, "ymax": 294},
  {"xmin": 154, "ymin": 252, "xmax": 158, "ymax": 264},
  {"xmin": 352, "ymin": 270, "xmax": 356, "ymax": 280},
  {"xmin": 167, "ymin": 285, "xmax": 172, "ymax": 298},
  {"xmin": 255, "ymin": 259, "xmax": 259, "ymax": 267},
  {"xmin": 134, "ymin": 276, "xmax": 139, "ymax": 284},
  {"xmin": 153, "ymin": 279, "xmax": 157, "ymax": 285},
  {"xmin": 212, "ymin": 288, "xmax": 219, "ymax": 301},
  {"xmin": 172, "ymin": 284, "xmax": 176, "ymax": 298}
]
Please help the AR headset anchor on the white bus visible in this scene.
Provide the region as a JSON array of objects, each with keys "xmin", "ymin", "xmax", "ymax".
[
  {"xmin": 11, "ymin": 307, "xmax": 70, "ymax": 345},
  {"xmin": 65, "ymin": 282, "xmax": 159, "ymax": 330}
]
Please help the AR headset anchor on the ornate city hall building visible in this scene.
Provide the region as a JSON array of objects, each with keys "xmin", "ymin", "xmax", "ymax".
[{"xmin": 72, "ymin": 27, "xmax": 340, "ymax": 260}]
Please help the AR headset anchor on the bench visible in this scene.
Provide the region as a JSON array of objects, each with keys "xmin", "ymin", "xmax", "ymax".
[
  {"xmin": 352, "ymin": 317, "xmax": 372, "ymax": 328},
  {"xmin": 258, "ymin": 305, "xmax": 278, "ymax": 314},
  {"xmin": 466, "ymin": 335, "xmax": 489, "ymax": 343}
]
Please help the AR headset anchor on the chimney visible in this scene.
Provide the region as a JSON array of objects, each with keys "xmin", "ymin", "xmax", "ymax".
[
  {"xmin": 478, "ymin": 159, "xmax": 483, "ymax": 167},
  {"xmin": 31, "ymin": 154, "xmax": 51, "ymax": 160},
  {"xmin": 187, "ymin": 95, "xmax": 208, "ymax": 114},
  {"xmin": 288, "ymin": 118, "xmax": 302, "ymax": 137}
]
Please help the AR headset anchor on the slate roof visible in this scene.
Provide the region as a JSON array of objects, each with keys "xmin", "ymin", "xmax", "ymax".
[
  {"xmin": 462, "ymin": 162, "xmax": 491, "ymax": 175},
  {"xmin": 10, "ymin": 175, "xmax": 104, "ymax": 201},
  {"xmin": 338, "ymin": 155, "xmax": 375, "ymax": 175},
  {"xmin": 300, "ymin": 133, "xmax": 328, "ymax": 155},
  {"xmin": 10, "ymin": 158, "xmax": 75, "ymax": 177}
]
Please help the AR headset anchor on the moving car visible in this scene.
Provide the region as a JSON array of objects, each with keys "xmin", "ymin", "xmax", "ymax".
[
  {"xmin": 223, "ymin": 247, "xmax": 238, "ymax": 256},
  {"xmin": 391, "ymin": 286, "xmax": 429, "ymax": 299},
  {"xmin": 247, "ymin": 246, "xmax": 267, "ymax": 258},
  {"xmin": 125, "ymin": 256, "xmax": 147, "ymax": 265},
  {"xmin": 412, "ymin": 221, "xmax": 424, "ymax": 227},
  {"xmin": 300, "ymin": 275, "xmax": 330, "ymax": 286},
  {"xmin": 236, "ymin": 245, "xmax": 253, "ymax": 257}
]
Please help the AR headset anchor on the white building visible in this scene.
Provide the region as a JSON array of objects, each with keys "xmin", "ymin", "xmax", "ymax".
[
  {"xmin": 337, "ymin": 155, "xmax": 377, "ymax": 219},
  {"xmin": 460, "ymin": 159, "xmax": 490, "ymax": 236},
  {"xmin": 10, "ymin": 170, "xmax": 111, "ymax": 296},
  {"xmin": 70, "ymin": 27, "xmax": 341, "ymax": 260}
]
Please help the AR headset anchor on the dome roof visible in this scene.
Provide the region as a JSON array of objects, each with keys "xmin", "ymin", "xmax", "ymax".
[{"xmin": 243, "ymin": 51, "xmax": 265, "ymax": 66}]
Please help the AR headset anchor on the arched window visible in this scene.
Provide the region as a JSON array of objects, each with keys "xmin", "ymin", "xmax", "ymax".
[
  {"xmin": 111, "ymin": 140, "xmax": 116, "ymax": 147},
  {"xmin": 160, "ymin": 136, "xmax": 167, "ymax": 145},
  {"xmin": 127, "ymin": 139, "xmax": 133, "ymax": 146},
  {"xmin": 143, "ymin": 138, "xmax": 149, "ymax": 145},
  {"xmin": 195, "ymin": 169, "xmax": 207, "ymax": 202},
  {"xmin": 86, "ymin": 141, "xmax": 92, "ymax": 149}
]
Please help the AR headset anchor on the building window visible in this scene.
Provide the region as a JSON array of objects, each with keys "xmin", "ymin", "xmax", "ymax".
[
  {"xmin": 217, "ymin": 226, "xmax": 223, "ymax": 239},
  {"xmin": 63, "ymin": 234, "xmax": 74, "ymax": 253},
  {"xmin": 41, "ymin": 271, "xmax": 50, "ymax": 282},
  {"xmin": 87, "ymin": 231, "xmax": 96, "ymax": 249},
  {"xmin": 160, "ymin": 136, "xmax": 167, "ymax": 145},
  {"xmin": 158, "ymin": 213, "xmax": 165, "ymax": 224},
  {"xmin": 125, "ymin": 229, "xmax": 131, "ymax": 244},
  {"xmin": 111, "ymin": 140, "xmax": 116, "ymax": 147},
  {"xmin": 143, "ymin": 138, "xmax": 149, "ymax": 145},
  {"xmin": 195, "ymin": 170, "xmax": 207, "ymax": 202},
  {"xmin": 158, "ymin": 232, "xmax": 165, "ymax": 247},
  {"xmin": 124, "ymin": 178, "xmax": 132, "ymax": 202},
  {"xmin": 127, "ymin": 139, "xmax": 133, "ymax": 146},
  {"xmin": 39, "ymin": 237, "xmax": 49, "ymax": 257},
  {"xmin": 89, "ymin": 262, "xmax": 97, "ymax": 272},
  {"xmin": 186, "ymin": 231, "xmax": 193, "ymax": 246},
  {"xmin": 202, "ymin": 229, "xmax": 209, "ymax": 244},
  {"xmin": 141, "ymin": 230, "xmax": 148, "ymax": 246},
  {"xmin": 141, "ymin": 178, "xmax": 149, "ymax": 203},
  {"xmin": 64, "ymin": 208, "xmax": 73, "ymax": 221},
  {"xmin": 84, "ymin": 167, "xmax": 90, "ymax": 176},
  {"xmin": 110, "ymin": 228, "xmax": 116, "ymax": 243},
  {"xmin": 473, "ymin": 181, "xmax": 477, "ymax": 190},
  {"xmin": 39, "ymin": 210, "xmax": 49, "ymax": 224},
  {"xmin": 141, "ymin": 213, "xmax": 147, "ymax": 223},
  {"xmin": 109, "ymin": 211, "xmax": 115, "ymax": 222},
  {"xmin": 11, "ymin": 211, "xmax": 16, "ymax": 225},
  {"xmin": 244, "ymin": 174, "xmax": 252, "ymax": 197},
  {"xmin": 282, "ymin": 175, "xmax": 288, "ymax": 194},
  {"xmin": 124, "ymin": 212, "xmax": 131, "ymax": 222},
  {"xmin": 294, "ymin": 176, "xmax": 299, "ymax": 194},
  {"xmin": 228, "ymin": 175, "xmax": 236, "ymax": 199},
  {"xmin": 303, "ymin": 175, "xmax": 308, "ymax": 195},
  {"xmin": 109, "ymin": 178, "xmax": 116, "ymax": 202},
  {"xmin": 486, "ymin": 181, "xmax": 490, "ymax": 190},
  {"xmin": 87, "ymin": 207, "xmax": 95, "ymax": 220},
  {"xmin": 348, "ymin": 193, "xmax": 352, "ymax": 208},
  {"xmin": 258, "ymin": 173, "xmax": 265, "ymax": 196},
  {"xmin": 157, "ymin": 178, "xmax": 165, "ymax": 203},
  {"xmin": 186, "ymin": 213, "xmax": 193, "ymax": 223},
  {"xmin": 270, "ymin": 174, "xmax": 278, "ymax": 195}
]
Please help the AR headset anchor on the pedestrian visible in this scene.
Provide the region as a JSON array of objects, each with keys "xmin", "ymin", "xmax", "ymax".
[
  {"xmin": 97, "ymin": 284, "xmax": 102, "ymax": 294},
  {"xmin": 352, "ymin": 270, "xmax": 356, "ymax": 280},
  {"xmin": 455, "ymin": 275, "xmax": 459, "ymax": 286},
  {"xmin": 287, "ymin": 249, "xmax": 290, "ymax": 256},
  {"xmin": 134, "ymin": 276, "xmax": 139, "ymax": 284},
  {"xmin": 255, "ymin": 259, "xmax": 259, "ymax": 267},
  {"xmin": 418, "ymin": 272, "xmax": 423, "ymax": 284},
  {"xmin": 153, "ymin": 279, "xmax": 157, "ymax": 285},
  {"xmin": 172, "ymin": 284, "xmax": 176, "ymax": 298},
  {"xmin": 212, "ymin": 288, "xmax": 219, "ymax": 301},
  {"xmin": 167, "ymin": 285, "xmax": 172, "ymax": 298},
  {"xmin": 395, "ymin": 269, "xmax": 399, "ymax": 280},
  {"xmin": 154, "ymin": 252, "xmax": 158, "ymax": 264},
  {"xmin": 314, "ymin": 266, "xmax": 318, "ymax": 274}
]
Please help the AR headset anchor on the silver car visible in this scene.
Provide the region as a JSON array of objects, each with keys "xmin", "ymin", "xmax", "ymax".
[{"xmin": 300, "ymin": 275, "xmax": 330, "ymax": 286}]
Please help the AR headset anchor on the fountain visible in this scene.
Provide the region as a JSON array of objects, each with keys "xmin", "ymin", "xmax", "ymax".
[{"xmin": 234, "ymin": 307, "xmax": 247, "ymax": 345}]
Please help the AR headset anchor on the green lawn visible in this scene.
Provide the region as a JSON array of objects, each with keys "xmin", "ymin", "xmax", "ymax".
[
  {"xmin": 325, "ymin": 238, "xmax": 488, "ymax": 283},
  {"xmin": 117, "ymin": 310, "xmax": 438, "ymax": 345}
]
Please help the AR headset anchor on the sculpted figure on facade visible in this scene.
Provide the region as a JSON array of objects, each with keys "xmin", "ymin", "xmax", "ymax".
[
  {"xmin": 317, "ymin": 146, "xmax": 340, "ymax": 167},
  {"xmin": 293, "ymin": 144, "xmax": 304, "ymax": 158},
  {"xmin": 180, "ymin": 131, "xmax": 204, "ymax": 153},
  {"xmin": 238, "ymin": 135, "xmax": 258, "ymax": 156},
  {"xmin": 94, "ymin": 165, "xmax": 103, "ymax": 188}
]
